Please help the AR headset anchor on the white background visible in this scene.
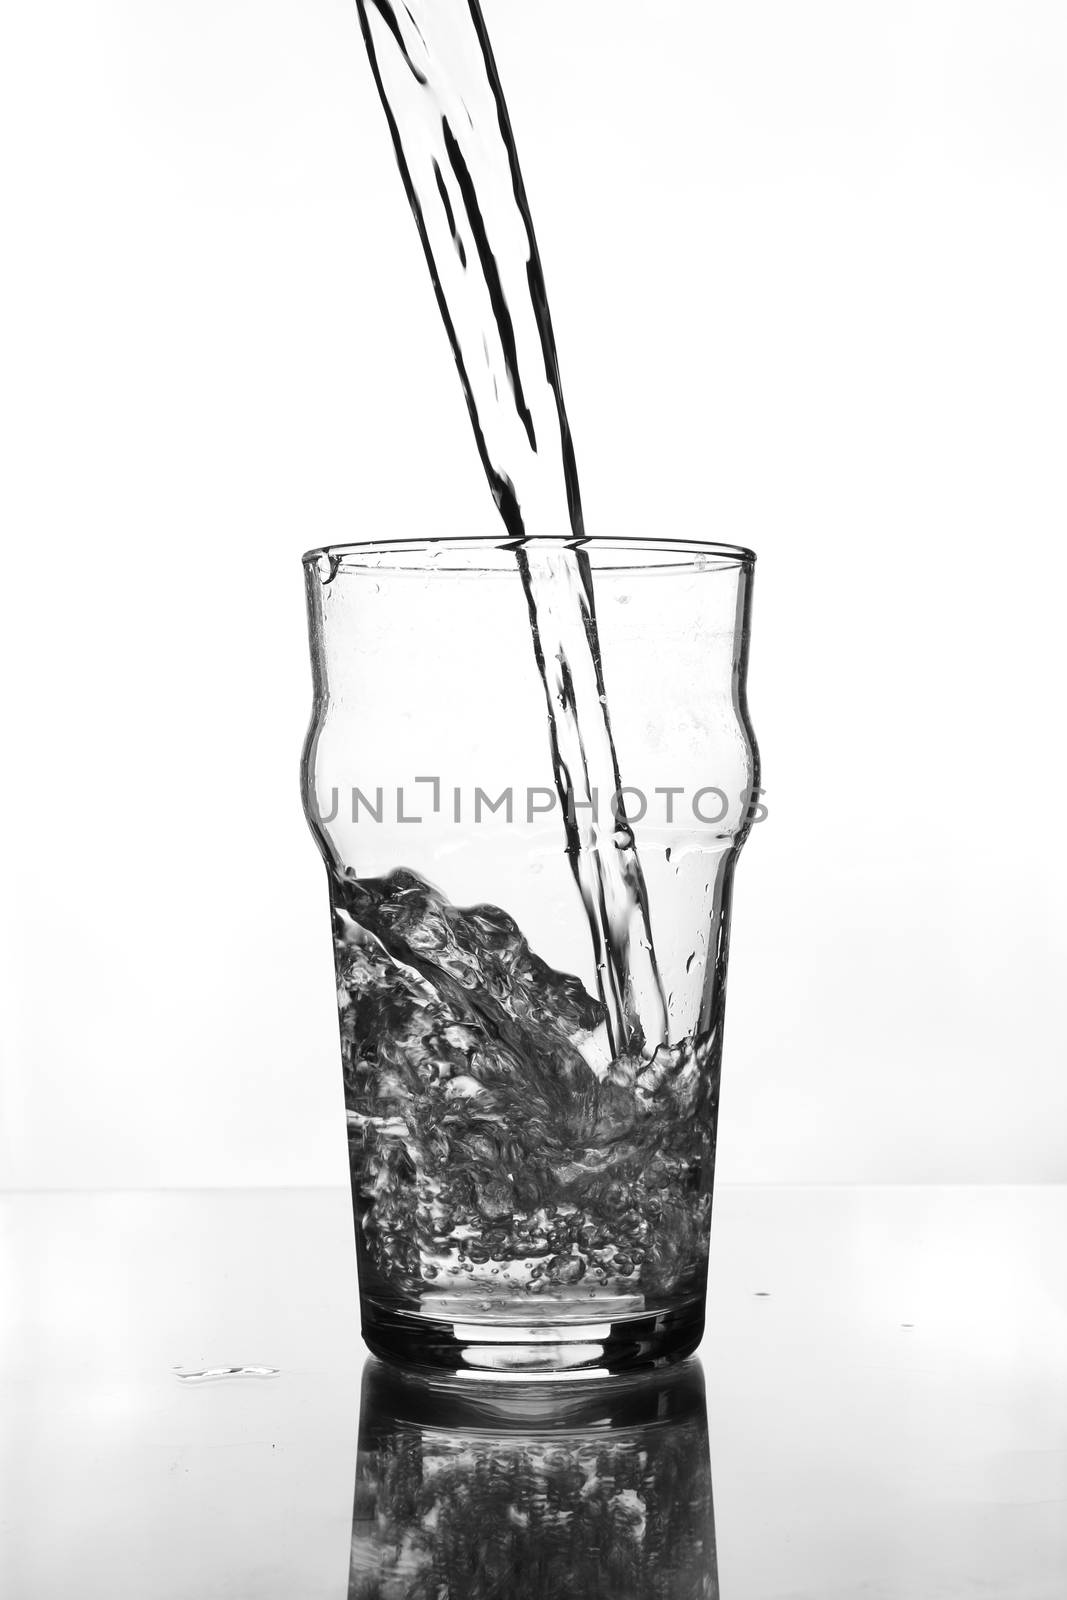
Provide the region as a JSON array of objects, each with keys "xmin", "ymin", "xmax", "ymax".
[{"xmin": 1, "ymin": 0, "xmax": 1065, "ymax": 1190}]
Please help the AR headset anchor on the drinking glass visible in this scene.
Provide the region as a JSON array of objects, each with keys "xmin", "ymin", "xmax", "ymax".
[{"xmin": 302, "ymin": 535, "xmax": 758, "ymax": 1374}]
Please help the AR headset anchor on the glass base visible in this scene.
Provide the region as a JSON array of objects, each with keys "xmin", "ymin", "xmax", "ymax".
[{"xmin": 361, "ymin": 1295, "xmax": 705, "ymax": 1378}]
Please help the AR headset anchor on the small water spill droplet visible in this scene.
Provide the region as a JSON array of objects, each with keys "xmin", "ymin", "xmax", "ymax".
[
  {"xmin": 314, "ymin": 552, "xmax": 341, "ymax": 585},
  {"xmin": 174, "ymin": 1365, "xmax": 279, "ymax": 1384}
]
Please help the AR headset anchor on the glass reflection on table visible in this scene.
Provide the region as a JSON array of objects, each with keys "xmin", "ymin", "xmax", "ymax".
[{"xmin": 348, "ymin": 1358, "xmax": 717, "ymax": 1599}]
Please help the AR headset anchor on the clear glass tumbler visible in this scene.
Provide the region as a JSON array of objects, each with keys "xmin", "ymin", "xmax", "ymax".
[{"xmin": 302, "ymin": 536, "xmax": 758, "ymax": 1375}]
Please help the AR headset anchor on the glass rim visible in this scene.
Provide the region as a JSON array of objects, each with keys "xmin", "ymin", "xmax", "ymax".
[{"xmin": 302, "ymin": 534, "xmax": 756, "ymax": 577}]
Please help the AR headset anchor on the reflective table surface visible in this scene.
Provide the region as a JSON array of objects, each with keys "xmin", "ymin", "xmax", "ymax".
[{"xmin": 1, "ymin": 1187, "xmax": 1064, "ymax": 1598}]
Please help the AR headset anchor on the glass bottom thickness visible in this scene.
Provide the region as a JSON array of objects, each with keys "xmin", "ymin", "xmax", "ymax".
[{"xmin": 360, "ymin": 1295, "xmax": 705, "ymax": 1378}]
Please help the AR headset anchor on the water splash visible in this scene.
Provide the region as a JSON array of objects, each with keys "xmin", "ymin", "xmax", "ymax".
[{"xmin": 331, "ymin": 867, "xmax": 719, "ymax": 1313}]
